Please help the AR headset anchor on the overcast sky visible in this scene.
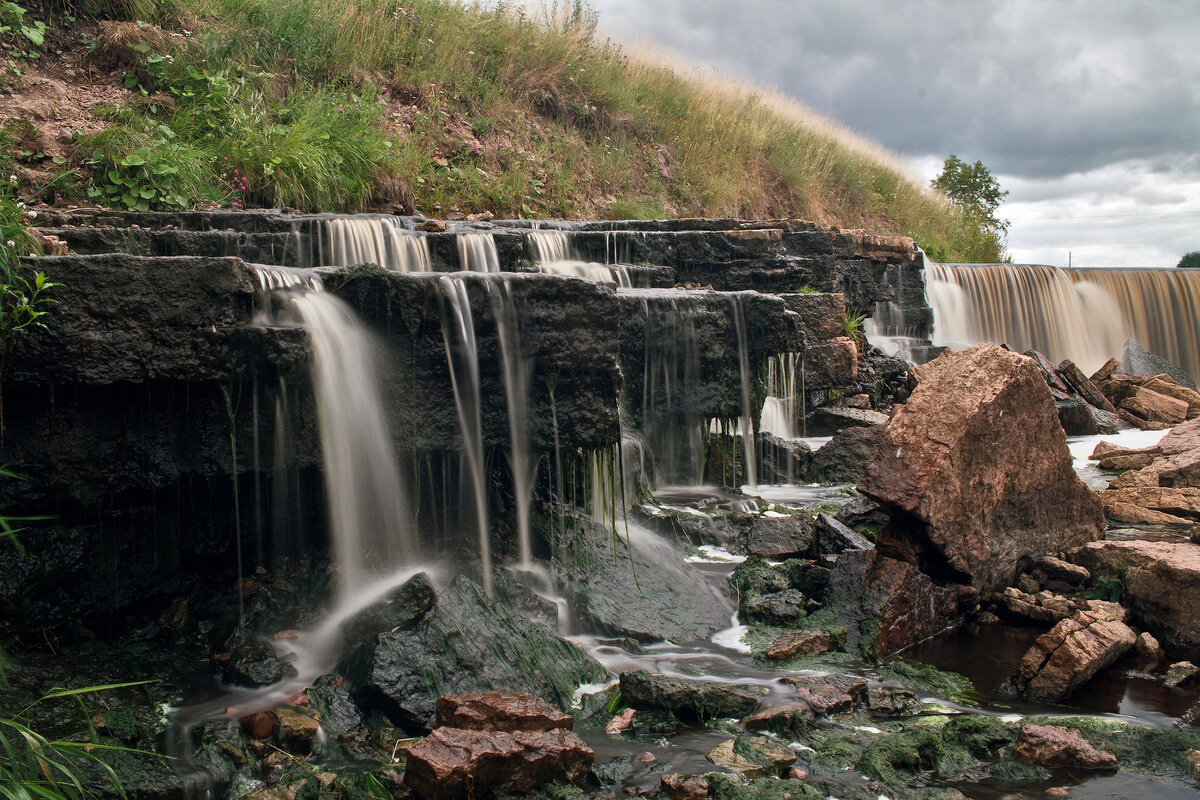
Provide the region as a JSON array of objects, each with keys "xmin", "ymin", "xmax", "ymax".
[{"xmin": 585, "ymin": 0, "xmax": 1200, "ymax": 267}]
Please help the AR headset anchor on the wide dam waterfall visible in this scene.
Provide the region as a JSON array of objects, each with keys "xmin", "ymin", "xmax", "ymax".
[{"xmin": 926, "ymin": 260, "xmax": 1200, "ymax": 380}]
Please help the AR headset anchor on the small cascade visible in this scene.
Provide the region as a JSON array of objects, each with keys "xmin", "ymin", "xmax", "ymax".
[
  {"xmin": 288, "ymin": 291, "xmax": 417, "ymax": 593},
  {"xmin": 761, "ymin": 352, "xmax": 802, "ymax": 440},
  {"xmin": 628, "ymin": 291, "xmax": 706, "ymax": 487},
  {"xmin": 528, "ymin": 230, "xmax": 576, "ymax": 264},
  {"xmin": 528, "ymin": 229, "xmax": 637, "ymax": 286},
  {"xmin": 486, "ymin": 279, "xmax": 535, "ymax": 570},
  {"xmin": 926, "ymin": 260, "xmax": 1200, "ymax": 380},
  {"xmin": 457, "ymin": 232, "xmax": 501, "ymax": 272},
  {"xmin": 248, "ymin": 263, "xmax": 323, "ymax": 320},
  {"xmin": 729, "ymin": 294, "xmax": 757, "ymax": 489},
  {"xmin": 314, "ymin": 215, "xmax": 431, "ymax": 272}
]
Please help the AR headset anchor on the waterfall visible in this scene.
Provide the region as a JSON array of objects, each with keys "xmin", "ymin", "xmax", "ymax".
[
  {"xmin": 729, "ymin": 294, "xmax": 757, "ymax": 489},
  {"xmin": 436, "ymin": 275, "xmax": 494, "ymax": 597},
  {"xmin": 528, "ymin": 229, "xmax": 637, "ymax": 286},
  {"xmin": 486, "ymin": 279, "xmax": 535, "ymax": 571},
  {"xmin": 457, "ymin": 232, "xmax": 501, "ymax": 272},
  {"xmin": 761, "ymin": 352, "xmax": 802, "ymax": 439},
  {"xmin": 315, "ymin": 216, "xmax": 431, "ymax": 272},
  {"xmin": 927, "ymin": 260, "xmax": 1200, "ymax": 379}
]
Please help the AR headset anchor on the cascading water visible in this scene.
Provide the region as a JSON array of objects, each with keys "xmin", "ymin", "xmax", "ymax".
[
  {"xmin": 729, "ymin": 294, "xmax": 757, "ymax": 489},
  {"xmin": 313, "ymin": 215, "xmax": 431, "ymax": 272},
  {"xmin": 926, "ymin": 259, "xmax": 1200, "ymax": 380},
  {"xmin": 527, "ymin": 230, "xmax": 637, "ymax": 287},
  {"xmin": 457, "ymin": 232, "xmax": 501, "ymax": 272}
]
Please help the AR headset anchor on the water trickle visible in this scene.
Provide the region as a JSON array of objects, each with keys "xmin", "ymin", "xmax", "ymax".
[
  {"xmin": 437, "ymin": 275, "xmax": 494, "ymax": 597},
  {"xmin": 315, "ymin": 215, "xmax": 431, "ymax": 271},
  {"xmin": 729, "ymin": 294, "xmax": 757, "ymax": 489},
  {"xmin": 528, "ymin": 229, "xmax": 637, "ymax": 286},
  {"xmin": 927, "ymin": 259, "xmax": 1200, "ymax": 379},
  {"xmin": 528, "ymin": 230, "xmax": 575, "ymax": 264},
  {"xmin": 457, "ymin": 232, "xmax": 501, "ymax": 272}
]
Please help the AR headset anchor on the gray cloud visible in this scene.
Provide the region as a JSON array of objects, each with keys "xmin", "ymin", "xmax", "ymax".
[{"xmin": 585, "ymin": 0, "xmax": 1200, "ymax": 265}]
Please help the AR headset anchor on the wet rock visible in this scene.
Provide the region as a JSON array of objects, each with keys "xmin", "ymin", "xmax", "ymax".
[
  {"xmin": 619, "ymin": 670, "xmax": 762, "ymax": 720},
  {"xmin": 764, "ymin": 629, "xmax": 833, "ymax": 661},
  {"xmin": 1121, "ymin": 339, "xmax": 1197, "ymax": 391},
  {"xmin": 274, "ymin": 707, "xmax": 320, "ymax": 754},
  {"xmin": 808, "ymin": 424, "xmax": 887, "ymax": 485},
  {"xmin": 340, "ymin": 572, "xmax": 436, "ymax": 647},
  {"xmin": 866, "ymin": 684, "xmax": 924, "ymax": 717},
  {"xmin": 1143, "ymin": 375, "xmax": 1200, "ymax": 417},
  {"xmin": 660, "ymin": 773, "xmax": 709, "ymax": 800},
  {"xmin": 1056, "ymin": 397, "xmax": 1119, "ymax": 436},
  {"xmin": 1098, "ymin": 451, "xmax": 1161, "ymax": 471},
  {"xmin": 340, "ymin": 577, "xmax": 608, "ymax": 731},
  {"xmin": 810, "ymin": 405, "xmax": 889, "ymax": 435},
  {"xmin": 1136, "ymin": 632, "xmax": 1164, "ymax": 663},
  {"xmin": 758, "ymin": 434, "xmax": 812, "ymax": 485},
  {"xmin": 827, "ymin": 549, "xmax": 962, "ymax": 657},
  {"xmin": 997, "ymin": 587, "xmax": 1085, "ymax": 625},
  {"xmin": 1164, "ymin": 661, "xmax": 1200, "ymax": 688},
  {"xmin": 1073, "ymin": 540, "xmax": 1200, "ymax": 653},
  {"xmin": 1032, "ymin": 556, "xmax": 1090, "ymax": 591},
  {"xmin": 780, "ymin": 673, "xmax": 867, "ymax": 715},
  {"xmin": 308, "ymin": 675, "xmax": 366, "ymax": 736},
  {"xmin": 221, "ymin": 633, "xmax": 298, "ymax": 688},
  {"xmin": 815, "ymin": 513, "xmax": 873, "ymax": 555},
  {"xmin": 1013, "ymin": 724, "xmax": 1117, "ymax": 770},
  {"xmin": 744, "ymin": 704, "xmax": 815, "ymax": 734},
  {"xmin": 859, "ymin": 344, "xmax": 1105, "ymax": 594},
  {"xmin": 1058, "ymin": 359, "xmax": 1118, "ymax": 412},
  {"xmin": 743, "ymin": 590, "xmax": 809, "ymax": 626},
  {"xmin": 403, "ymin": 727, "xmax": 594, "ymax": 800},
  {"xmin": 604, "ymin": 708, "xmax": 635, "ymax": 735},
  {"xmin": 434, "ymin": 691, "xmax": 573, "ymax": 732},
  {"xmin": 1120, "ymin": 387, "xmax": 1189, "ymax": 425},
  {"xmin": 746, "ymin": 514, "xmax": 816, "ymax": 559},
  {"xmin": 705, "ymin": 736, "xmax": 796, "ymax": 778},
  {"xmin": 1013, "ymin": 602, "xmax": 1136, "ymax": 703}
]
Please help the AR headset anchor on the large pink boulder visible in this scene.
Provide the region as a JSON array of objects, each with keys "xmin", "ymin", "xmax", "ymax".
[{"xmin": 859, "ymin": 344, "xmax": 1105, "ymax": 594}]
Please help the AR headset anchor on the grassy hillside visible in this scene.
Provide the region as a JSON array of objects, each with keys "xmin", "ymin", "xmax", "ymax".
[{"xmin": 0, "ymin": 0, "xmax": 1004, "ymax": 261}]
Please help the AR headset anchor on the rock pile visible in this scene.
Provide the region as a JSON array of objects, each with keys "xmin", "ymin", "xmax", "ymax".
[
  {"xmin": 1090, "ymin": 417, "xmax": 1200, "ymax": 525},
  {"xmin": 1090, "ymin": 357, "xmax": 1200, "ymax": 430},
  {"xmin": 1024, "ymin": 351, "xmax": 1120, "ymax": 435}
]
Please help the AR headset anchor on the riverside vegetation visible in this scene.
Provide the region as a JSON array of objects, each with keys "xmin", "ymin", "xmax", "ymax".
[{"xmin": 1, "ymin": 0, "xmax": 1004, "ymax": 261}]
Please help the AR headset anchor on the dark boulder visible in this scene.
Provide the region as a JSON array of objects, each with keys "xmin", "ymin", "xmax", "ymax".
[
  {"xmin": 746, "ymin": 514, "xmax": 816, "ymax": 559},
  {"xmin": 808, "ymin": 424, "xmax": 887, "ymax": 485},
  {"xmin": 339, "ymin": 572, "xmax": 436, "ymax": 648},
  {"xmin": 619, "ymin": 670, "xmax": 762, "ymax": 720}
]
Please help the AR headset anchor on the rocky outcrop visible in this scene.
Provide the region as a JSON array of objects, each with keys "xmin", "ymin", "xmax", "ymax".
[
  {"xmin": 1072, "ymin": 540, "xmax": 1200, "ymax": 655},
  {"xmin": 763, "ymin": 629, "xmax": 833, "ymax": 661},
  {"xmin": 859, "ymin": 344, "xmax": 1105, "ymax": 594},
  {"xmin": 340, "ymin": 577, "xmax": 608, "ymax": 732},
  {"xmin": 1013, "ymin": 724, "xmax": 1117, "ymax": 770},
  {"xmin": 807, "ymin": 424, "xmax": 887, "ymax": 485},
  {"xmin": 1012, "ymin": 602, "xmax": 1136, "ymax": 703},
  {"xmin": 618, "ymin": 671, "xmax": 763, "ymax": 720},
  {"xmin": 404, "ymin": 727, "xmax": 593, "ymax": 800},
  {"xmin": 1094, "ymin": 418, "xmax": 1200, "ymax": 524},
  {"xmin": 434, "ymin": 692, "xmax": 573, "ymax": 733},
  {"xmin": 746, "ymin": 514, "xmax": 816, "ymax": 559}
]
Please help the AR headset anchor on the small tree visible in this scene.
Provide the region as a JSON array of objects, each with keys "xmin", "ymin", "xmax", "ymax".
[
  {"xmin": 931, "ymin": 154, "xmax": 1010, "ymax": 234},
  {"xmin": 1178, "ymin": 251, "xmax": 1200, "ymax": 268}
]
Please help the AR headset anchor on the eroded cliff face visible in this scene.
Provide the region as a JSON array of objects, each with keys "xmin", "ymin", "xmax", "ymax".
[{"xmin": 1, "ymin": 211, "xmax": 921, "ymax": 635}]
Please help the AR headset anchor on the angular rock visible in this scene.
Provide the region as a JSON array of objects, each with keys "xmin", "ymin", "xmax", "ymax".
[
  {"xmin": 1026, "ymin": 350, "xmax": 1073, "ymax": 396},
  {"xmin": 866, "ymin": 684, "xmax": 924, "ymax": 717},
  {"xmin": 221, "ymin": 634, "xmax": 298, "ymax": 688},
  {"xmin": 1135, "ymin": 632, "xmax": 1163, "ymax": 662},
  {"xmin": 746, "ymin": 514, "xmax": 816, "ymax": 559},
  {"xmin": 998, "ymin": 587, "xmax": 1084, "ymax": 625},
  {"xmin": 340, "ymin": 572, "xmax": 436, "ymax": 648},
  {"xmin": 1058, "ymin": 359, "xmax": 1118, "ymax": 412},
  {"xmin": 1143, "ymin": 376, "xmax": 1200, "ymax": 417},
  {"xmin": 1120, "ymin": 387, "xmax": 1189, "ymax": 425},
  {"xmin": 661, "ymin": 773, "xmax": 709, "ymax": 800},
  {"xmin": 1097, "ymin": 452, "xmax": 1160, "ymax": 471},
  {"xmin": 1100, "ymin": 487, "xmax": 1200, "ymax": 520},
  {"xmin": 1032, "ymin": 556, "xmax": 1090, "ymax": 589},
  {"xmin": 780, "ymin": 673, "xmax": 867, "ymax": 715},
  {"xmin": 1091, "ymin": 358, "xmax": 1120, "ymax": 383},
  {"xmin": 764, "ymin": 629, "xmax": 833, "ymax": 661},
  {"xmin": 816, "ymin": 513, "xmax": 873, "ymax": 555},
  {"xmin": 619, "ymin": 671, "xmax": 762, "ymax": 720},
  {"xmin": 1074, "ymin": 540, "xmax": 1200, "ymax": 654},
  {"xmin": 434, "ymin": 692, "xmax": 573, "ymax": 733},
  {"xmin": 274, "ymin": 707, "xmax": 320, "ymax": 754},
  {"xmin": 1090, "ymin": 441, "xmax": 1161, "ymax": 461},
  {"xmin": 1121, "ymin": 339, "xmax": 1197, "ymax": 390},
  {"xmin": 604, "ymin": 708, "xmax": 635, "ymax": 735},
  {"xmin": 743, "ymin": 590, "xmax": 809, "ymax": 627},
  {"xmin": 308, "ymin": 675, "xmax": 366, "ymax": 736},
  {"xmin": 403, "ymin": 727, "xmax": 593, "ymax": 800},
  {"xmin": 340, "ymin": 577, "xmax": 608, "ymax": 731},
  {"xmin": 1161, "ymin": 418, "xmax": 1200, "ymax": 456},
  {"xmin": 1164, "ymin": 661, "xmax": 1200, "ymax": 688},
  {"xmin": 1013, "ymin": 602, "xmax": 1136, "ymax": 703},
  {"xmin": 826, "ymin": 549, "xmax": 962, "ymax": 657},
  {"xmin": 744, "ymin": 704, "xmax": 815, "ymax": 733},
  {"xmin": 859, "ymin": 345, "xmax": 1105, "ymax": 594},
  {"xmin": 1117, "ymin": 409, "xmax": 1174, "ymax": 431},
  {"xmin": 810, "ymin": 405, "xmax": 889, "ymax": 435},
  {"xmin": 1103, "ymin": 502, "xmax": 1192, "ymax": 526},
  {"xmin": 1056, "ymin": 397, "xmax": 1118, "ymax": 436},
  {"xmin": 807, "ymin": 424, "xmax": 887, "ymax": 485},
  {"xmin": 1013, "ymin": 724, "xmax": 1117, "ymax": 770},
  {"xmin": 705, "ymin": 736, "xmax": 795, "ymax": 778}
]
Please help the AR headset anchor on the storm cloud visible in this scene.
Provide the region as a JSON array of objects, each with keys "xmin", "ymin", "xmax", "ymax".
[{"xmin": 585, "ymin": 0, "xmax": 1200, "ymax": 266}]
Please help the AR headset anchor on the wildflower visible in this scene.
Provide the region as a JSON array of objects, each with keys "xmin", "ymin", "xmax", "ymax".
[
  {"xmin": 7, "ymin": 174, "xmax": 15, "ymax": 183},
  {"xmin": 5, "ymin": 240, "xmax": 14, "ymax": 247},
  {"xmin": 25, "ymin": 209, "xmax": 36, "ymax": 218}
]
